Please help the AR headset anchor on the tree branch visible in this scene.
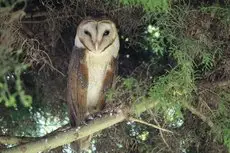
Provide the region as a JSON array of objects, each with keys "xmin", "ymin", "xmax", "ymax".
[
  {"xmin": 0, "ymin": 98, "xmax": 214, "ymax": 153},
  {"xmin": 1, "ymin": 110, "xmax": 127, "ymax": 153},
  {"xmin": 198, "ymin": 79, "xmax": 230, "ymax": 91},
  {"xmin": 182, "ymin": 101, "xmax": 214, "ymax": 128},
  {"xmin": 0, "ymin": 136, "xmax": 35, "ymax": 145},
  {"xmin": 0, "ymin": 99, "xmax": 159, "ymax": 153},
  {"xmin": 128, "ymin": 117, "xmax": 173, "ymax": 133}
]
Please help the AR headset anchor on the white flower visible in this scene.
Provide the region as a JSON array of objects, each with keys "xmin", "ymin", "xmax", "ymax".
[
  {"xmin": 151, "ymin": 26, "xmax": 157, "ymax": 31},
  {"xmin": 154, "ymin": 27, "xmax": 159, "ymax": 31},
  {"xmin": 154, "ymin": 31, "xmax": 160, "ymax": 38},
  {"xmin": 147, "ymin": 25, "xmax": 154, "ymax": 33},
  {"xmin": 148, "ymin": 25, "xmax": 159, "ymax": 34}
]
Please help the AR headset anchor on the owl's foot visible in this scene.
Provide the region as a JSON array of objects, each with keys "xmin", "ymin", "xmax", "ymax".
[
  {"xmin": 82, "ymin": 103, "xmax": 123, "ymax": 125},
  {"xmin": 83, "ymin": 113, "xmax": 104, "ymax": 125},
  {"xmin": 82, "ymin": 114, "xmax": 94, "ymax": 125},
  {"xmin": 102, "ymin": 102, "xmax": 122, "ymax": 116},
  {"xmin": 93, "ymin": 112, "xmax": 103, "ymax": 118}
]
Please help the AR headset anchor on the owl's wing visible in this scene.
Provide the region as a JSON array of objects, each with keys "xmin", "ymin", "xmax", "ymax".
[
  {"xmin": 112, "ymin": 57, "xmax": 118, "ymax": 87},
  {"xmin": 98, "ymin": 57, "xmax": 118, "ymax": 109},
  {"xmin": 102, "ymin": 57, "xmax": 118, "ymax": 91},
  {"xmin": 67, "ymin": 47, "xmax": 88, "ymax": 127}
]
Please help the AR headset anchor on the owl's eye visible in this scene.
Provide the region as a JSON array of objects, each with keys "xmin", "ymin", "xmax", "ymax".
[
  {"xmin": 103, "ymin": 30, "xmax": 110, "ymax": 36},
  {"xmin": 84, "ymin": 30, "xmax": 91, "ymax": 37}
]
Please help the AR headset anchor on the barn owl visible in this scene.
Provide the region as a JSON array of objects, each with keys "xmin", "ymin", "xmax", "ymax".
[{"xmin": 67, "ymin": 18, "xmax": 120, "ymax": 152}]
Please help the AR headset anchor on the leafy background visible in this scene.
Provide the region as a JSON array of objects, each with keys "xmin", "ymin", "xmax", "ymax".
[{"xmin": 0, "ymin": 0, "xmax": 230, "ymax": 152}]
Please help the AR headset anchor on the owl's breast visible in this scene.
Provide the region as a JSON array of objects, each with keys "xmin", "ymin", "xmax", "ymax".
[{"xmin": 86, "ymin": 52, "xmax": 112, "ymax": 112}]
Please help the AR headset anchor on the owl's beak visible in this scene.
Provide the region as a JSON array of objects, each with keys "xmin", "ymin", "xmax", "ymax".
[
  {"xmin": 95, "ymin": 43, "xmax": 98, "ymax": 51},
  {"xmin": 94, "ymin": 42, "xmax": 100, "ymax": 52}
]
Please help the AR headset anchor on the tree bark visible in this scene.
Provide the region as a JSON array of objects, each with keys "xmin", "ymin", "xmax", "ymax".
[
  {"xmin": 0, "ymin": 136, "xmax": 35, "ymax": 145},
  {"xmin": 1, "ymin": 109, "xmax": 128, "ymax": 153},
  {"xmin": 0, "ymin": 99, "xmax": 213, "ymax": 153},
  {"xmin": 1, "ymin": 99, "xmax": 158, "ymax": 153}
]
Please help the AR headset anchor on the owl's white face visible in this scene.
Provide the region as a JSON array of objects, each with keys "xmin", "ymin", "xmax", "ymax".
[{"xmin": 75, "ymin": 19, "xmax": 118, "ymax": 53}]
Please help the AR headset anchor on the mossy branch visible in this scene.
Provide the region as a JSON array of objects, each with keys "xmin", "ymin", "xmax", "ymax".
[
  {"xmin": 0, "ymin": 98, "xmax": 214, "ymax": 153},
  {"xmin": 182, "ymin": 101, "xmax": 214, "ymax": 128},
  {"xmin": 0, "ymin": 136, "xmax": 36, "ymax": 145},
  {"xmin": 1, "ymin": 110, "xmax": 127, "ymax": 153},
  {"xmin": 1, "ymin": 99, "xmax": 158, "ymax": 153}
]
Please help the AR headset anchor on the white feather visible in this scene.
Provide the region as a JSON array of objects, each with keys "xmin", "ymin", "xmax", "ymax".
[
  {"xmin": 75, "ymin": 35, "xmax": 84, "ymax": 48},
  {"xmin": 86, "ymin": 38, "xmax": 119, "ymax": 109}
]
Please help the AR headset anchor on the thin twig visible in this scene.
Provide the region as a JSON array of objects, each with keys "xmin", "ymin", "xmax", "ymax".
[
  {"xmin": 129, "ymin": 117, "xmax": 173, "ymax": 133},
  {"xmin": 182, "ymin": 101, "xmax": 214, "ymax": 128},
  {"xmin": 153, "ymin": 117, "xmax": 172, "ymax": 151}
]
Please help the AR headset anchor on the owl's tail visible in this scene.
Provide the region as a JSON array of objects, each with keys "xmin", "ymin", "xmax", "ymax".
[{"xmin": 70, "ymin": 135, "xmax": 92, "ymax": 153}]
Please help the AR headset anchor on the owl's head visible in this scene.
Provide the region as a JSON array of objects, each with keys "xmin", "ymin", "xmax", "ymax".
[{"xmin": 75, "ymin": 19, "xmax": 119, "ymax": 53}]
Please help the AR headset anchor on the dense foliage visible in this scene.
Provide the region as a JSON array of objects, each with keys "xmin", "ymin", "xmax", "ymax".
[{"xmin": 0, "ymin": 0, "xmax": 230, "ymax": 153}]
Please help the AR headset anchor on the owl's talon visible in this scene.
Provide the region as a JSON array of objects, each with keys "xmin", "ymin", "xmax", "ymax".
[
  {"xmin": 94, "ymin": 113, "xmax": 102, "ymax": 118},
  {"xmin": 102, "ymin": 102, "xmax": 123, "ymax": 116},
  {"xmin": 85, "ymin": 115, "xmax": 94, "ymax": 124},
  {"xmin": 112, "ymin": 109, "xmax": 117, "ymax": 114},
  {"xmin": 80, "ymin": 120, "xmax": 88, "ymax": 126},
  {"xmin": 102, "ymin": 109, "xmax": 110, "ymax": 114}
]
